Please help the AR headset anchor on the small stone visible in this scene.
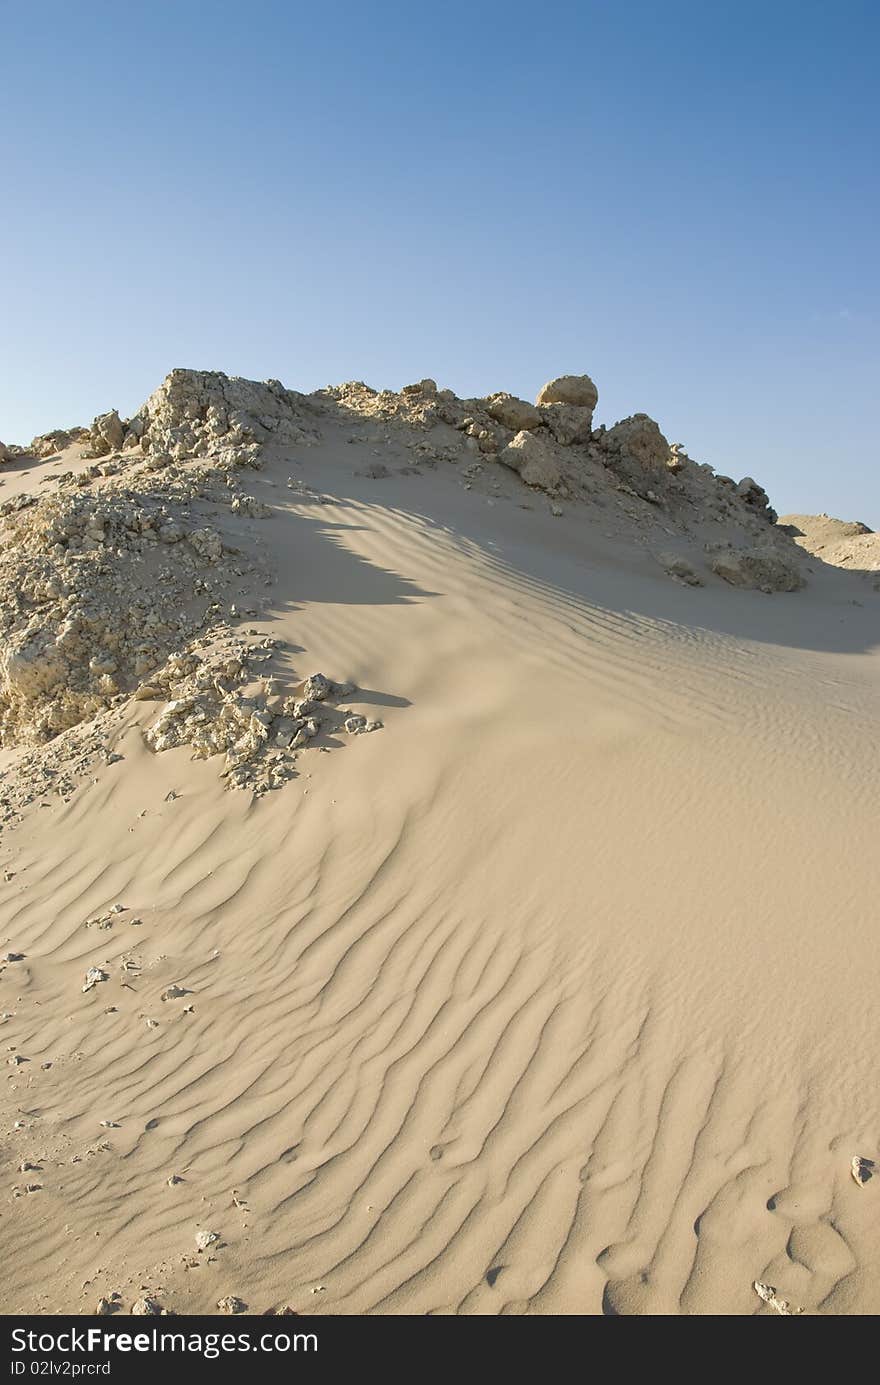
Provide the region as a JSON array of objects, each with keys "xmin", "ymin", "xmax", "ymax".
[
  {"xmin": 131, "ymin": 1296, "xmax": 163, "ymax": 1316},
  {"xmin": 753, "ymin": 1281, "xmax": 802, "ymax": 1315},
  {"xmin": 851, "ymin": 1155, "xmax": 875, "ymax": 1187},
  {"xmin": 217, "ymin": 1295, "xmax": 247, "ymax": 1314},
  {"xmin": 195, "ymin": 1229, "xmax": 220, "ymax": 1251}
]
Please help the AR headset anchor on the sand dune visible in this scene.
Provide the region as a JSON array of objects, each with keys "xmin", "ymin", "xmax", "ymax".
[{"xmin": 1, "ymin": 375, "xmax": 878, "ymax": 1315}]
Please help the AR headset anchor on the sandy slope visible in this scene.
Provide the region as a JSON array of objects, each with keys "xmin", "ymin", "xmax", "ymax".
[{"xmin": 1, "ymin": 426, "xmax": 879, "ymax": 1316}]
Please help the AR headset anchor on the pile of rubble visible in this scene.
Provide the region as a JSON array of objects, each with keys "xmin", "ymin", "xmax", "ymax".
[
  {"xmin": 11, "ymin": 369, "xmax": 799, "ymax": 600},
  {"xmin": 86, "ymin": 369, "xmax": 322, "ymax": 463},
  {"xmin": 323, "ymin": 371, "xmax": 802, "ymax": 590},
  {"xmin": 140, "ymin": 645, "xmax": 381, "ymax": 793},
  {"xmin": 0, "ymin": 464, "xmax": 262, "ymax": 747}
]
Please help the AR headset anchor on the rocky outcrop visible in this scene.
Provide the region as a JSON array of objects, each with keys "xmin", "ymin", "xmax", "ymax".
[
  {"xmin": 25, "ymin": 428, "xmax": 88, "ymax": 459},
  {"xmin": 778, "ymin": 514, "xmax": 880, "ymax": 573},
  {"xmin": 135, "ymin": 369, "xmax": 319, "ymax": 460},
  {"xmin": 87, "ymin": 409, "xmax": 125, "ymax": 457}
]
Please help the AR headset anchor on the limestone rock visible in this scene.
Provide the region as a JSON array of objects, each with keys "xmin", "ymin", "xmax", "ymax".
[
  {"xmin": 131, "ymin": 1297, "xmax": 163, "ymax": 1316},
  {"xmin": 217, "ymin": 1296, "xmax": 248, "ymax": 1314},
  {"xmin": 485, "ymin": 393, "xmax": 541, "ymax": 432},
  {"xmin": 28, "ymin": 427, "xmax": 88, "ymax": 458},
  {"xmin": 498, "ymin": 431, "xmax": 562, "ymax": 492},
  {"xmin": 536, "ymin": 374, "xmax": 598, "ymax": 411},
  {"xmin": 88, "ymin": 410, "xmax": 125, "ymax": 457},
  {"xmin": 601, "ymin": 414, "xmax": 670, "ymax": 472},
  {"xmin": 301, "ymin": 673, "xmax": 332, "ymax": 702},
  {"xmin": 709, "ymin": 546, "xmax": 805, "ymax": 593},
  {"xmin": 138, "ymin": 369, "xmax": 317, "ymax": 460},
  {"xmin": 539, "ymin": 403, "xmax": 594, "ymax": 446},
  {"xmin": 188, "ymin": 528, "xmax": 223, "ymax": 563},
  {"xmin": 736, "ymin": 476, "xmax": 777, "ymax": 523}
]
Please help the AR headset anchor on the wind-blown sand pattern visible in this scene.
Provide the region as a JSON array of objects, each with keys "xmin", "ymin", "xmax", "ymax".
[{"xmin": 1, "ymin": 371, "xmax": 878, "ymax": 1315}]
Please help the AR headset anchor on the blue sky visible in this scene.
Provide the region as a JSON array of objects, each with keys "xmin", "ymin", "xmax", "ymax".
[{"xmin": 2, "ymin": 0, "xmax": 877, "ymax": 523}]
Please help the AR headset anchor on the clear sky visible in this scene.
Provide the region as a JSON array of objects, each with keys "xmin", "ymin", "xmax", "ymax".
[{"xmin": 2, "ymin": 0, "xmax": 877, "ymax": 523}]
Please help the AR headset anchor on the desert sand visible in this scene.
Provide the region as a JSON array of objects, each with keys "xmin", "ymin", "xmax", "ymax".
[{"xmin": 0, "ymin": 370, "xmax": 878, "ymax": 1316}]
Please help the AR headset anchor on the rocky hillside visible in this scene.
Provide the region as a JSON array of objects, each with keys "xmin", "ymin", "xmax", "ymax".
[
  {"xmin": 0, "ymin": 367, "xmax": 813, "ymax": 762},
  {"xmin": 779, "ymin": 513, "xmax": 880, "ymax": 573}
]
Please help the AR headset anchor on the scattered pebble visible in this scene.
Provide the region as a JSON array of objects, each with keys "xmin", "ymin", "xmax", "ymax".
[
  {"xmin": 753, "ymin": 1281, "xmax": 802, "ymax": 1315},
  {"xmin": 851, "ymin": 1155, "xmax": 875, "ymax": 1187},
  {"xmin": 217, "ymin": 1296, "xmax": 247, "ymax": 1314}
]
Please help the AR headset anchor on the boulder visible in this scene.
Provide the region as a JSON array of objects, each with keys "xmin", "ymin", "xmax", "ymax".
[
  {"xmin": 499, "ymin": 431, "xmax": 562, "ymax": 492},
  {"xmin": 601, "ymin": 414, "xmax": 669, "ymax": 471},
  {"xmin": 89, "ymin": 410, "xmax": 125, "ymax": 456},
  {"xmin": 735, "ymin": 476, "xmax": 777, "ymax": 523},
  {"xmin": 188, "ymin": 528, "xmax": 223, "ymax": 563},
  {"xmin": 485, "ymin": 393, "xmax": 541, "ymax": 432},
  {"xmin": 709, "ymin": 546, "xmax": 804, "ymax": 593},
  {"xmin": 535, "ymin": 374, "xmax": 599, "ymax": 411}
]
